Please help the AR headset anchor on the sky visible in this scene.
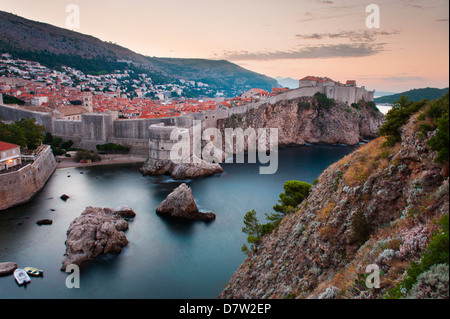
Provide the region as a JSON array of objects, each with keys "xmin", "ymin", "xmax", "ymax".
[{"xmin": 1, "ymin": 0, "xmax": 449, "ymax": 92}]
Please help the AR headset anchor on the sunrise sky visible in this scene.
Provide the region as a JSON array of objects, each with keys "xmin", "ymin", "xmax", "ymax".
[{"xmin": 1, "ymin": 0, "xmax": 448, "ymax": 92}]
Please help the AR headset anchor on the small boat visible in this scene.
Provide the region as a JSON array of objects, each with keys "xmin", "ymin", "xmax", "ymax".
[
  {"xmin": 14, "ymin": 268, "xmax": 31, "ymax": 286},
  {"xmin": 24, "ymin": 267, "xmax": 44, "ymax": 277}
]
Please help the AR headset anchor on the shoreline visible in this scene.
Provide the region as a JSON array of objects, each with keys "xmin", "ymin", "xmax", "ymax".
[{"xmin": 56, "ymin": 154, "xmax": 147, "ymax": 169}]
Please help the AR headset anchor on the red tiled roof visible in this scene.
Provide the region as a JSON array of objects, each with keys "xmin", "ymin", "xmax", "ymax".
[{"xmin": 0, "ymin": 141, "xmax": 20, "ymax": 151}]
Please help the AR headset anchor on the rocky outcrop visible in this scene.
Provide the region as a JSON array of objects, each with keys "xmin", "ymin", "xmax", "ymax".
[
  {"xmin": 156, "ymin": 183, "xmax": 215, "ymax": 221},
  {"xmin": 140, "ymin": 156, "xmax": 223, "ymax": 180},
  {"xmin": 219, "ymin": 111, "xmax": 448, "ymax": 299},
  {"xmin": 113, "ymin": 204, "xmax": 136, "ymax": 218},
  {"xmin": 218, "ymin": 97, "xmax": 384, "ymax": 148},
  {"xmin": 0, "ymin": 262, "xmax": 17, "ymax": 276},
  {"xmin": 61, "ymin": 206, "xmax": 134, "ymax": 270}
]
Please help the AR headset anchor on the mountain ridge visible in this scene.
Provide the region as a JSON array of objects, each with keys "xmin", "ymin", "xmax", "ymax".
[{"xmin": 374, "ymin": 87, "xmax": 449, "ymax": 104}]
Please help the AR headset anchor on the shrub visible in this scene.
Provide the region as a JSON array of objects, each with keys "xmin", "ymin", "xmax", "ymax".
[
  {"xmin": 407, "ymin": 264, "xmax": 449, "ymax": 299},
  {"xmin": 96, "ymin": 142, "xmax": 130, "ymax": 154},
  {"xmin": 385, "ymin": 214, "xmax": 449, "ymax": 298},
  {"xmin": 273, "ymin": 180, "xmax": 311, "ymax": 214},
  {"xmin": 297, "ymin": 101, "xmax": 311, "ymax": 113},
  {"xmin": 314, "ymin": 92, "xmax": 335, "ymax": 110},
  {"xmin": 351, "ymin": 210, "xmax": 371, "ymax": 246}
]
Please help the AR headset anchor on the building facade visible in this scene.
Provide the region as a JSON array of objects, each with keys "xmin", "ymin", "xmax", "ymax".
[{"xmin": 0, "ymin": 141, "xmax": 22, "ymax": 170}]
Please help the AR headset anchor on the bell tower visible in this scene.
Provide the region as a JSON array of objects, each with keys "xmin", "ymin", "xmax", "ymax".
[{"xmin": 82, "ymin": 88, "xmax": 93, "ymax": 113}]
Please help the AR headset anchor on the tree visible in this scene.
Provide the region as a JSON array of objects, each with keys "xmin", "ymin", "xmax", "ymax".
[
  {"xmin": 16, "ymin": 118, "xmax": 45, "ymax": 149},
  {"xmin": 241, "ymin": 210, "xmax": 262, "ymax": 254},
  {"xmin": 0, "ymin": 118, "xmax": 44, "ymax": 149},
  {"xmin": 378, "ymin": 96, "xmax": 426, "ymax": 146},
  {"xmin": 273, "ymin": 180, "xmax": 311, "ymax": 214}
]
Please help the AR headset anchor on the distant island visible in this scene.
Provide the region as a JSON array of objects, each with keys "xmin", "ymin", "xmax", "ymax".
[{"xmin": 374, "ymin": 87, "xmax": 449, "ymax": 104}]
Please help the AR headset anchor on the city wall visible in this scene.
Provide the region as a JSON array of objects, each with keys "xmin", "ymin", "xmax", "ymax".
[
  {"xmin": 0, "ymin": 145, "xmax": 57, "ymax": 211},
  {"xmin": 0, "ymin": 85, "xmax": 374, "ymax": 157}
]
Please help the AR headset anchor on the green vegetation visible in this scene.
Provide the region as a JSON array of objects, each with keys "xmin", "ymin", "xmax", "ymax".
[
  {"xmin": 297, "ymin": 101, "xmax": 311, "ymax": 113},
  {"xmin": 385, "ymin": 214, "xmax": 449, "ymax": 299},
  {"xmin": 351, "ymin": 210, "xmax": 371, "ymax": 246},
  {"xmin": 273, "ymin": 180, "xmax": 311, "ymax": 214},
  {"xmin": 379, "ymin": 93, "xmax": 449, "ymax": 163},
  {"xmin": 241, "ymin": 180, "xmax": 311, "ymax": 255},
  {"xmin": 314, "ymin": 92, "xmax": 335, "ymax": 110},
  {"xmin": 0, "ymin": 118, "xmax": 45, "ymax": 149},
  {"xmin": 374, "ymin": 87, "xmax": 449, "ymax": 104},
  {"xmin": 43, "ymin": 132, "xmax": 75, "ymax": 155},
  {"xmin": 74, "ymin": 149, "xmax": 101, "ymax": 163},
  {"xmin": 96, "ymin": 143, "xmax": 130, "ymax": 154},
  {"xmin": 378, "ymin": 95, "xmax": 427, "ymax": 146},
  {"xmin": 419, "ymin": 93, "xmax": 449, "ymax": 164},
  {"xmin": 2, "ymin": 94, "xmax": 26, "ymax": 105}
]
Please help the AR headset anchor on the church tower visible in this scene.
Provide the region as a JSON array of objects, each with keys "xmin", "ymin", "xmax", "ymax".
[{"xmin": 82, "ymin": 88, "xmax": 93, "ymax": 113}]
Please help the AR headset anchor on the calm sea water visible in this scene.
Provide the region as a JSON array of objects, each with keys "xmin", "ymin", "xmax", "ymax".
[{"xmin": 0, "ymin": 144, "xmax": 357, "ymax": 299}]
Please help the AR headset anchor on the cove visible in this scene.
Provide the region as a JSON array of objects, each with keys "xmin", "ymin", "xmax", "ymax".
[{"xmin": 0, "ymin": 144, "xmax": 357, "ymax": 299}]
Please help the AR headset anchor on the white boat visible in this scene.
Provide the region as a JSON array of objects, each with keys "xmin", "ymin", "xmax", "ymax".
[{"xmin": 14, "ymin": 268, "xmax": 31, "ymax": 286}]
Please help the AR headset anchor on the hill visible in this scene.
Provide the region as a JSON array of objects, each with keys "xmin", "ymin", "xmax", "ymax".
[
  {"xmin": 374, "ymin": 87, "xmax": 449, "ymax": 104},
  {"xmin": 0, "ymin": 11, "xmax": 277, "ymax": 96},
  {"xmin": 220, "ymin": 94, "xmax": 449, "ymax": 299}
]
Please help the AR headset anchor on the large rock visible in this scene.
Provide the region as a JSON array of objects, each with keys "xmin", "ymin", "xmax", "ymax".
[
  {"xmin": 140, "ymin": 156, "xmax": 223, "ymax": 180},
  {"xmin": 61, "ymin": 206, "xmax": 134, "ymax": 270},
  {"xmin": 156, "ymin": 183, "xmax": 215, "ymax": 221},
  {"xmin": 0, "ymin": 262, "xmax": 17, "ymax": 276}
]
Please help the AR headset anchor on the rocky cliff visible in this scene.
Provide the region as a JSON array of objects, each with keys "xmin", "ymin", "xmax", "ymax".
[
  {"xmin": 219, "ymin": 103, "xmax": 448, "ymax": 299},
  {"xmin": 217, "ymin": 96, "xmax": 384, "ymax": 147}
]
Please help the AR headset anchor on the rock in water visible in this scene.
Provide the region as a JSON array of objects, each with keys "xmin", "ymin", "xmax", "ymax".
[
  {"xmin": 36, "ymin": 219, "xmax": 53, "ymax": 225},
  {"xmin": 61, "ymin": 206, "xmax": 134, "ymax": 270},
  {"xmin": 140, "ymin": 156, "xmax": 223, "ymax": 180},
  {"xmin": 113, "ymin": 204, "xmax": 136, "ymax": 218},
  {"xmin": 156, "ymin": 183, "xmax": 215, "ymax": 221},
  {"xmin": 170, "ymin": 155, "xmax": 223, "ymax": 180},
  {"xmin": 0, "ymin": 262, "xmax": 17, "ymax": 276}
]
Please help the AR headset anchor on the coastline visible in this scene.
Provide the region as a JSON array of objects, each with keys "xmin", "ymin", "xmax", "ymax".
[{"xmin": 56, "ymin": 154, "xmax": 147, "ymax": 169}]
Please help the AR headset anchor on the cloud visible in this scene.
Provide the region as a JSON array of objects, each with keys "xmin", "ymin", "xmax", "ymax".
[
  {"xmin": 295, "ymin": 30, "xmax": 400, "ymax": 42},
  {"xmin": 435, "ymin": 18, "xmax": 449, "ymax": 22},
  {"xmin": 221, "ymin": 43, "xmax": 384, "ymax": 61}
]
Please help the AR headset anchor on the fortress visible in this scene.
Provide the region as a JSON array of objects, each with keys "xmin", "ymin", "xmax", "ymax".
[{"xmin": 0, "ymin": 84, "xmax": 375, "ymax": 158}]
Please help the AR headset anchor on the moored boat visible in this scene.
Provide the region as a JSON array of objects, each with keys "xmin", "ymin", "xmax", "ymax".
[
  {"xmin": 24, "ymin": 267, "xmax": 44, "ymax": 277},
  {"xmin": 14, "ymin": 268, "xmax": 31, "ymax": 286}
]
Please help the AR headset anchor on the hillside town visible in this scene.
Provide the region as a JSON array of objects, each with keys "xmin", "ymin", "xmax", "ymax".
[{"xmin": 0, "ymin": 53, "xmax": 291, "ymax": 120}]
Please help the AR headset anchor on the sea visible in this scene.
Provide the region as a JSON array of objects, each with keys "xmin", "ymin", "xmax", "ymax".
[{"xmin": 0, "ymin": 144, "xmax": 358, "ymax": 299}]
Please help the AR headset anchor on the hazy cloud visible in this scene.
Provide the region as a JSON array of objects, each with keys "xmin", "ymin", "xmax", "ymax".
[
  {"xmin": 222, "ymin": 43, "xmax": 384, "ymax": 61},
  {"xmin": 295, "ymin": 30, "xmax": 400, "ymax": 42}
]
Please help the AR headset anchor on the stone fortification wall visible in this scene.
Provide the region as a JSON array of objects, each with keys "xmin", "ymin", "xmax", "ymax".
[
  {"xmin": 1, "ymin": 84, "xmax": 374, "ymax": 158},
  {"xmin": 0, "ymin": 145, "xmax": 57, "ymax": 211},
  {"xmin": 0, "ymin": 103, "xmax": 53, "ymax": 131}
]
